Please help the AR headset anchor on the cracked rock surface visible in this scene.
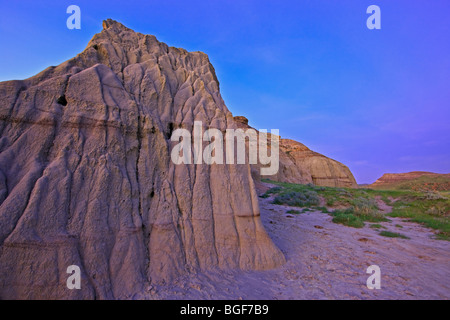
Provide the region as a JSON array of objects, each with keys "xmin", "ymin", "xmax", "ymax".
[{"xmin": 0, "ymin": 19, "xmax": 285, "ymax": 299}]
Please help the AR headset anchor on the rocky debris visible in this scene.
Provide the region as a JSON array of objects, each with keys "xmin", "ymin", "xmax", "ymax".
[
  {"xmin": 234, "ymin": 116, "xmax": 357, "ymax": 188},
  {"xmin": 0, "ymin": 19, "xmax": 285, "ymax": 300}
]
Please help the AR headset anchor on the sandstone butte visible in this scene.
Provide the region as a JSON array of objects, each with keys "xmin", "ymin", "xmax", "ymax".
[
  {"xmin": 0, "ymin": 19, "xmax": 356, "ymax": 299},
  {"xmin": 370, "ymin": 171, "xmax": 450, "ymax": 190}
]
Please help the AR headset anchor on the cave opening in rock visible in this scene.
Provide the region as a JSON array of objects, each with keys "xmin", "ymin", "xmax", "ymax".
[{"xmin": 57, "ymin": 95, "xmax": 67, "ymax": 106}]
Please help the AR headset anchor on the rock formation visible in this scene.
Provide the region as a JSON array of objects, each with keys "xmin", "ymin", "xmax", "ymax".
[
  {"xmin": 233, "ymin": 116, "xmax": 357, "ymax": 188},
  {"xmin": 0, "ymin": 19, "xmax": 285, "ymax": 299},
  {"xmin": 370, "ymin": 171, "xmax": 450, "ymax": 191}
]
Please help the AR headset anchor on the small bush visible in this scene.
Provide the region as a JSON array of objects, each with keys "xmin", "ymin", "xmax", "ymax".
[
  {"xmin": 272, "ymin": 190, "xmax": 320, "ymax": 207},
  {"xmin": 379, "ymin": 231, "xmax": 410, "ymax": 239},
  {"xmin": 261, "ymin": 186, "xmax": 282, "ymax": 198},
  {"xmin": 423, "ymin": 191, "xmax": 447, "ymax": 200},
  {"xmin": 266, "ymin": 187, "xmax": 282, "ymax": 194},
  {"xmin": 313, "ymin": 206, "xmax": 329, "ymax": 213},
  {"xmin": 286, "ymin": 209, "xmax": 302, "ymax": 214},
  {"xmin": 332, "ymin": 209, "xmax": 365, "ymax": 228},
  {"xmin": 331, "ymin": 200, "xmax": 386, "ymax": 228},
  {"xmin": 426, "ymin": 204, "xmax": 448, "ymax": 216},
  {"xmin": 352, "ymin": 197, "xmax": 379, "ymax": 215}
]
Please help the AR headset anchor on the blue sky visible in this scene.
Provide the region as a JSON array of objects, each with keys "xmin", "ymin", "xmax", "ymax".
[{"xmin": 1, "ymin": 0, "xmax": 449, "ymax": 183}]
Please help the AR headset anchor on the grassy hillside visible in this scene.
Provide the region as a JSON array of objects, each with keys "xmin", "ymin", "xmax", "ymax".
[
  {"xmin": 262, "ymin": 179, "xmax": 450, "ymax": 241},
  {"xmin": 370, "ymin": 174, "xmax": 450, "ymax": 191}
]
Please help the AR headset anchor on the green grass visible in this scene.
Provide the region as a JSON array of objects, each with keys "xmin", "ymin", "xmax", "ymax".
[
  {"xmin": 313, "ymin": 206, "xmax": 329, "ymax": 213},
  {"xmin": 331, "ymin": 209, "xmax": 365, "ymax": 228},
  {"xmin": 286, "ymin": 209, "xmax": 302, "ymax": 214},
  {"xmin": 370, "ymin": 224, "xmax": 386, "ymax": 229},
  {"xmin": 379, "ymin": 231, "xmax": 410, "ymax": 239},
  {"xmin": 271, "ymin": 189, "xmax": 320, "ymax": 207},
  {"xmin": 389, "ymin": 197, "xmax": 450, "ymax": 240},
  {"xmin": 330, "ymin": 206, "xmax": 388, "ymax": 228},
  {"xmin": 261, "ymin": 179, "xmax": 450, "ymax": 240}
]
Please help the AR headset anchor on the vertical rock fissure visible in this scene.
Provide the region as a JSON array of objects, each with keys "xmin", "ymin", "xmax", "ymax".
[
  {"xmin": 0, "ymin": 85, "xmax": 26, "ymax": 138},
  {"xmin": 3, "ymin": 114, "xmax": 58, "ymax": 244},
  {"xmin": 135, "ymin": 110, "xmax": 149, "ymax": 280}
]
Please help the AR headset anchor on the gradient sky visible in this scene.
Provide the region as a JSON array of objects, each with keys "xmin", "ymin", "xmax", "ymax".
[{"xmin": 1, "ymin": 0, "xmax": 449, "ymax": 183}]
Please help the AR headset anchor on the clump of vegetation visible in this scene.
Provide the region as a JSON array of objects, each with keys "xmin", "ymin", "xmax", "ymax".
[
  {"xmin": 272, "ymin": 190, "xmax": 320, "ymax": 207},
  {"xmin": 423, "ymin": 191, "xmax": 447, "ymax": 200},
  {"xmin": 266, "ymin": 186, "xmax": 282, "ymax": 195},
  {"xmin": 286, "ymin": 209, "xmax": 302, "ymax": 214},
  {"xmin": 379, "ymin": 231, "xmax": 410, "ymax": 239},
  {"xmin": 331, "ymin": 209, "xmax": 365, "ymax": 228},
  {"xmin": 331, "ymin": 205, "xmax": 387, "ymax": 228},
  {"xmin": 370, "ymin": 224, "xmax": 386, "ymax": 229},
  {"xmin": 313, "ymin": 206, "xmax": 329, "ymax": 213},
  {"xmin": 426, "ymin": 204, "xmax": 448, "ymax": 216},
  {"xmin": 351, "ymin": 197, "xmax": 380, "ymax": 216},
  {"xmin": 260, "ymin": 186, "xmax": 282, "ymax": 198}
]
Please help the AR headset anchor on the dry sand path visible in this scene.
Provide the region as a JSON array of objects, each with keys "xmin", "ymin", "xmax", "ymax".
[{"xmin": 149, "ymin": 183, "xmax": 450, "ymax": 300}]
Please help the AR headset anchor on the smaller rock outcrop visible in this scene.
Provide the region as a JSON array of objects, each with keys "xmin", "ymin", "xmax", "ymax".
[
  {"xmin": 233, "ymin": 116, "xmax": 357, "ymax": 188},
  {"xmin": 370, "ymin": 171, "xmax": 450, "ymax": 191}
]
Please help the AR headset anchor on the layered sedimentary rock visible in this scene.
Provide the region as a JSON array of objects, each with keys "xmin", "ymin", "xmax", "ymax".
[
  {"xmin": 370, "ymin": 171, "xmax": 450, "ymax": 190},
  {"xmin": 0, "ymin": 19, "xmax": 285, "ymax": 300},
  {"xmin": 233, "ymin": 116, "xmax": 357, "ymax": 188}
]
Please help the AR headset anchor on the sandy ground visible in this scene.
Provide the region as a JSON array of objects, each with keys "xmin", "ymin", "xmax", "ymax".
[{"xmin": 146, "ymin": 182, "xmax": 450, "ymax": 300}]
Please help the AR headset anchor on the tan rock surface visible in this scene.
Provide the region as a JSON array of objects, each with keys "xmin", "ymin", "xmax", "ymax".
[
  {"xmin": 233, "ymin": 116, "xmax": 357, "ymax": 188},
  {"xmin": 0, "ymin": 19, "xmax": 284, "ymax": 299}
]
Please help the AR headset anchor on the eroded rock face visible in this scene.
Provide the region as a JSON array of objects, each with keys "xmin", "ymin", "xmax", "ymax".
[
  {"xmin": 0, "ymin": 19, "xmax": 284, "ymax": 300},
  {"xmin": 233, "ymin": 116, "xmax": 357, "ymax": 188}
]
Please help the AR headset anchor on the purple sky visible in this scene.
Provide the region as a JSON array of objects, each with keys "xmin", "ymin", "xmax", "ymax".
[{"xmin": 0, "ymin": 0, "xmax": 449, "ymax": 183}]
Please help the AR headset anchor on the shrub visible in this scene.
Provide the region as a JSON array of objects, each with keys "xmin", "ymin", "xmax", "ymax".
[
  {"xmin": 313, "ymin": 206, "xmax": 329, "ymax": 213},
  {"xmin": 272, "ymin": 190, "xmax": 320, "ymax": 207},
  {"xmin": 352, "ymin": 197, "xmax": 379, "ymax": 215},
  {"xmin": 266, "ymin": 187, "xmax": 282, "ymax": 194},
  {"xmin": 379, "ymin": 231, "xmax": 410, "ymax": 239},
  {"xmin": 423, "ymin": 191, "xmax": 447, "ymax": 200},
  {"xmin": 261, "ymin": 186, "xmax": 282, "ymax": 198},
  {"xmin": 332, "ymin": 209, "xmax": 365, "ymax": 228},
  {"xmin": 331, "ymin": 201, "xmax": 386, "ymax": 228}
]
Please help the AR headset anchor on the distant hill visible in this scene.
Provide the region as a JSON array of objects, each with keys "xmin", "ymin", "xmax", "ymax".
[{"xmin": 369, "ymin": 171, "xmax": 450, "ymax": 191}]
